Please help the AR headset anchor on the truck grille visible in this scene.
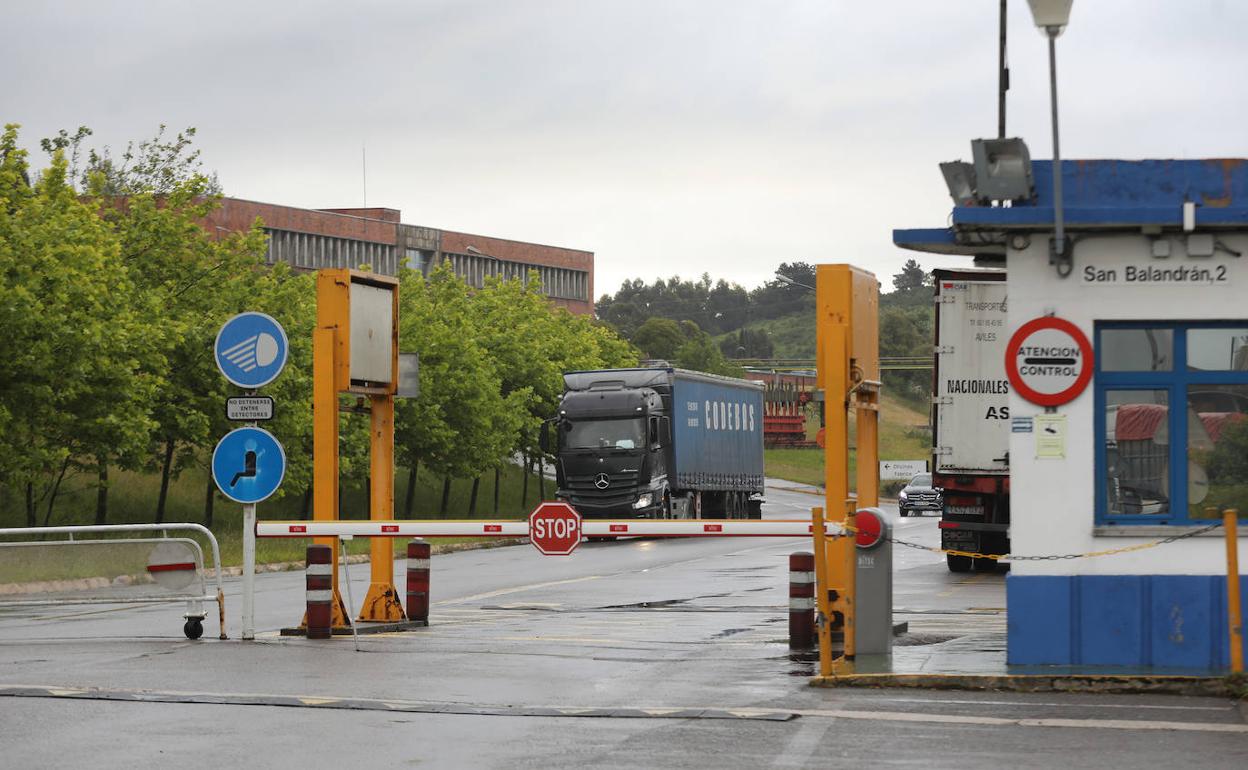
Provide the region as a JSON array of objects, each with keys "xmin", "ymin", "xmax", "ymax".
[{"xmin": 565, "ymin": 471, "xmax": 639, "ymax": 497}]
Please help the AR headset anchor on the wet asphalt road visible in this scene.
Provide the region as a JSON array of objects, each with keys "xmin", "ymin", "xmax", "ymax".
[{"xmin": 1, "ymin": 484, "xmax": 1245, "ymax": 768}]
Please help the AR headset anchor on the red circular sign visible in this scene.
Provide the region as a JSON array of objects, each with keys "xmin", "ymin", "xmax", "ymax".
[
  {"xmin": 855, "ymin": 509, "xmax": 885, "ymax": 549},
  {"xmin": 1005, "ymin": 316, "xmax": 1093, "ymax": 407},
  {"xmin": 529, "ymin": 502, "xmax": 583, "ymax": 556}
]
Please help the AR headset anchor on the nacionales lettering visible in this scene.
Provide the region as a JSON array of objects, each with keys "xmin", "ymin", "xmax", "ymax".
[{"xmin": 945, "ymin": 379, "xmax": 1010, "ymax": 394}]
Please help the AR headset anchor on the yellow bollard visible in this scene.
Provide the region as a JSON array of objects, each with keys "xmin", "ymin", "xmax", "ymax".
[{"xmin": 1225, "ymin": 509, "xmax": 1243, "ymax": 674}]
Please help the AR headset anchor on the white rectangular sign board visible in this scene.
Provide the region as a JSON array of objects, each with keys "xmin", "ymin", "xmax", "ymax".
[
  {"xmin": 226, "ymin": 396, "xmax": 274, "ymax": 421},
  {"xmin": 879, "ymin": 460, "xmax": 928, "ymax": 481}
]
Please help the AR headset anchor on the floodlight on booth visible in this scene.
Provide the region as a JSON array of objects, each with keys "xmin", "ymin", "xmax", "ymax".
[
  {"xmin": 939, "ymin": 161, "xmax": 979, "ymax": 207},
  {"xmin": 971, "ymin": 137, "xmax": 1034, "ymax": 202}
]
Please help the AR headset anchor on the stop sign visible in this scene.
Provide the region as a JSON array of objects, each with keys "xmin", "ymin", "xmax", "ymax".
[{"xmin": 529, "ymin": 502, "xmax": 582, "ymax": 556}]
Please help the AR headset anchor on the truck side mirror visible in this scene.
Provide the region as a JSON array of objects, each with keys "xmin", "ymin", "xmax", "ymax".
[
  {"xmin": 540, "ymin": 420, "xmax": 552, "ymax": 454},
  {"xmin": 649, "ymin": 417, "xmax": 660, "ymax": 448}
]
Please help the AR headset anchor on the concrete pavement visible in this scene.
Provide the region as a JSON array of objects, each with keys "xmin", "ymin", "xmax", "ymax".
[{"xmin": 1, "ymin": 484, "xmax": 1245, "ymax": 767}]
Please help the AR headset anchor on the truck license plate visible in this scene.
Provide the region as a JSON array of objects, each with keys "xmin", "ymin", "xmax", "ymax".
[
  {"xmin": 946, "ymin": 505, "xmax": 985, "ymax": 517},
  {"xmin": 942, "ymin": 530, "xmax": 979, "ymax": 546}
]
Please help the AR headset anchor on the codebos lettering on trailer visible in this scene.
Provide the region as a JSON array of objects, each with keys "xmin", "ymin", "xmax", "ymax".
[{"xmin": 700, "ymin": 400, "xmax": 757, "ymax": 432}]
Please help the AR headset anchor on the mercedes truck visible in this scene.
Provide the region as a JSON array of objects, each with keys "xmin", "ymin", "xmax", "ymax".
[{"xmin": 549, "ymin": 367, "xmax": 765, "ymax": 519}]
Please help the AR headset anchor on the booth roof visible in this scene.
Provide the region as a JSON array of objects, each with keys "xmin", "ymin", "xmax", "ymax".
[{"xmin": 895, "ymin": 159, "xmax": 1248, "ymax": 256}]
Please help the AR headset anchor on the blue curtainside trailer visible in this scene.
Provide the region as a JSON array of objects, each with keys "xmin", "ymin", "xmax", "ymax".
[{"xmin": 550, "ymin": 368, "xmax": 764, "ymax": 519}]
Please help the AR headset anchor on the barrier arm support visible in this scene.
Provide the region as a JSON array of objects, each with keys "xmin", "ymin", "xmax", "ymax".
[{"xmin": 311, "ymin": 324, "xmax": 350, "ymax": 629}]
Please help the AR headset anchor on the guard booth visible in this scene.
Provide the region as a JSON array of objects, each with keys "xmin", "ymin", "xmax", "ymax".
[{"xmin": 897, "ymin": 155, "xmax": 1248, "ymax": 670}]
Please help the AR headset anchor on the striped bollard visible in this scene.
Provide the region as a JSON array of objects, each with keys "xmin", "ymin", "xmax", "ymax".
[
  {"xmin": 306, "ymin": 544, "xmax": 333, "ymax": 639},
  {"xmin": 789, "ymin": 551, "xmax": 816, "ymax": 650},
  {"xmin": 406, "ymin": 539, "xmax": 431, "ymax": 623}
]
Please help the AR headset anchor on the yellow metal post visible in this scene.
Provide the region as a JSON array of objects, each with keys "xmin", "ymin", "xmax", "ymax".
[
  {"xmin": 311, "ymin": 324, "xmax": 349, "ymax": 629},
  {"xmin": 1226, "ymin": 509, "xmax": 1243, "ymax": 674},
  {"xmin": 814, "ymin": 264, "xmax": 880, "ymax": 664},
  {"xmin": 304, "ymin": 268, "xmax": 404, "ymax": 629},
  {"xmin": 360, "ymin": 393, "xmax": 404, "ymax": 621},
  {"xmin": 856, "ymin": 383, "xmax": 880, "ymax": 509},
  {"xmin": 811, "ymin": 506, "xmax": 834, "ymax": 677},
  {"xmin": 817, "ymin": 265, "xmax": 854, "ymax": 661}
]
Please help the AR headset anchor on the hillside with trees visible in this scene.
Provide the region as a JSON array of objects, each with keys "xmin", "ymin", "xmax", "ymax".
[{"xmin": 595, "ymin": 258, "xmax": 935, "ymax": 403}]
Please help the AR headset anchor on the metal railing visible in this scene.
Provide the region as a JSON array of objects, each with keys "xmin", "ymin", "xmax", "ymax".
[{"xmin": 0, "ymin": 523, "xmax": 227, "ymax": 640}]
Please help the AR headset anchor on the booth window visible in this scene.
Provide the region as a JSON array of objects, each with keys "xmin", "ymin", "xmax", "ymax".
[{"xmin": 1097, "ymin": 323, "xmax": 1248, "ymax": 524}]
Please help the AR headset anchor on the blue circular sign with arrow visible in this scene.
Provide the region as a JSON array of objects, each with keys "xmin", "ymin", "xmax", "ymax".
[
  {"xmin": 212, "ymin": 427, "xmax": 286, "ymax": 504},
  {"xmin": 215, "ymin": 312, "xmax": 289, "ymax": 389}
]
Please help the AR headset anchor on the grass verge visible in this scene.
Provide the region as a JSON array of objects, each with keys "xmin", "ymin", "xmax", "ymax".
[{"xmin": 1, "ymin": 462, "xmax": 545, "ymax": 584}]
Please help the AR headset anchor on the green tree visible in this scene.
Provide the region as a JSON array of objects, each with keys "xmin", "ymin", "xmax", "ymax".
[
  {"xmin": 394, "ymin": 264, "xmax": 527, "ymax": 515},
  {"xmin": 0, "ymin": 125, "xmax": 160, "ymax": 525},
  {"xmin": 892, "ymin": 258, "xmax": 928, "ymax": 292},
  {"xmin": 631, "ymin": 317, "xmax": 685, "ymax": 361}
]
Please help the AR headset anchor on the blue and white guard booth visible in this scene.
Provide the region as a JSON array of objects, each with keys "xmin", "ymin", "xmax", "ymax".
[{"xmin": 896, "ymin": 149, "xmax": 1248, "ymax": 670}]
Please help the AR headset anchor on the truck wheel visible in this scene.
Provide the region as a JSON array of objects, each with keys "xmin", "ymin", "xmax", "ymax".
[
  {"xmin": 747, "ymin": 498, "xmax": 762, "ymax": 519},
  {"xmin": 946, "ymin": 554, "xmax": 972, "ymax": 573}
]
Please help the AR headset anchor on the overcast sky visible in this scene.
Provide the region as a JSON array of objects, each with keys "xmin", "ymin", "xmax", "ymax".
[{"xmin": 6, "ymin": 1, "xmax": 1248, "ymax": 297}]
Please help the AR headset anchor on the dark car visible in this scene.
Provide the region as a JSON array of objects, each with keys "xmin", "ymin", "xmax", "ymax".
[{"xmin": 898, "ymin": 472, "xmax": 942, "ymax": 517}]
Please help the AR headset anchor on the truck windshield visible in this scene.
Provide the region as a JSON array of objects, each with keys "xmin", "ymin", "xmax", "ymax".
[{"xmin": 564, "ymin": 419, "xmax": 644, "ymax": 450}]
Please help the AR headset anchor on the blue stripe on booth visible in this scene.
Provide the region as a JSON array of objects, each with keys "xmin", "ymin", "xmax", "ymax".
[{"xmin": 1007, "ymin": 574, "xmax": 1247, "ymax": 670}]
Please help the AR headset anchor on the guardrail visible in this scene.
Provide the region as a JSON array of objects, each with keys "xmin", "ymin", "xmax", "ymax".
[{"xmin": 0, "ymin": 523, "xmax": 227, "ymax": 640}]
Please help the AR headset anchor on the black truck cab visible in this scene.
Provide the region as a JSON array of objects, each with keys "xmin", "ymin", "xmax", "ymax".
[{"xmin": 553, "ymin": 385, "xmax": 671, "ymax": 517}]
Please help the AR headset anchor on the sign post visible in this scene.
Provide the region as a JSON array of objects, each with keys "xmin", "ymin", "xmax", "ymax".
[
  {"xmin": 214, "ymin": 312, "xmax": 288, "ymax": 641},
  {"xmin": 212, "ymin": 426, "xmax": 286, "ymax": 640}
]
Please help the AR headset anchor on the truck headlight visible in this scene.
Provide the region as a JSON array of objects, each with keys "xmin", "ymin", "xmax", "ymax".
[{"xmin": 633, "ymin": 493, "xmax": 653, "ymax": 510}]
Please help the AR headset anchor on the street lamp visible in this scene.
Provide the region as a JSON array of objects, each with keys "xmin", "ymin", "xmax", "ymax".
[
  {"xmin": 1027, "ymin": 0, "xmax": 1075, "ymax": 276},
  {"xmin": 774, "ymin": 272, "xmax": 815, "ymax": 292}
]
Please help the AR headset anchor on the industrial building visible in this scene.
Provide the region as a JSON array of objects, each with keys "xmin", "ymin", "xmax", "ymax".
[{"xmin": 203, "ymin": 198, "xmax": 594, "ymax": 315}]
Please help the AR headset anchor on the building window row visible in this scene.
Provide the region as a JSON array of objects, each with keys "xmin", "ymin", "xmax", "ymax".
[
  {"xmin": 1096, "ymin": 322, "xmax": 1248, "ymax": 525},
  {"xmin": 441, "ymin": 252, "xmax": 588, "ymax": 301},
  {"xmin": 265, "ymin": 228, "xmax": 397, "ymax": 275}
]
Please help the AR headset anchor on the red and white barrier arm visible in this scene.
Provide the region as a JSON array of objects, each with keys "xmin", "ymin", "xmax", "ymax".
[{"xmin": 255, "ymin": 520, "xmax": 846, "ymax": 539}]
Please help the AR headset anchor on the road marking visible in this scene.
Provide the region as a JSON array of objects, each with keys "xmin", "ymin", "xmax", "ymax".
[
  {"xmin": 4, "ymin": 685, "xmax": 1241, "ymax": 732},
  {"xmin": 435, "ymin": 575, "xmax": 603, "ymax": 605},
  {"xmin": 0, "ymin": 685, "xmax": 794, "ymax": 722},
  {"xmin": 771, "ymin": 714, "xmax": 834, "ymax": 767},
  {"xmin": 871, "ymin": 696, "xmax": 1235, "ymax": 712},
  {"xmin": 783, "ymin": 707, "xmax": 1248, "ymax": 733}
]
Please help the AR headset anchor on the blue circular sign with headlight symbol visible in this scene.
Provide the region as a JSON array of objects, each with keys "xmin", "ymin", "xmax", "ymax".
[
  {"xmin": 212, "ymin": 427, "xmax": 286, "ymax": 504},
  {"xmin": 215, "ymin": 312, "xmax": 288, "ymax": 389}
]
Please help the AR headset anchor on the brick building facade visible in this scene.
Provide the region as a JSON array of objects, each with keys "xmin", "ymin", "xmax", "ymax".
[{"xmin": 203, "ymin": 198, "xmax": 594, "ymax": 315}]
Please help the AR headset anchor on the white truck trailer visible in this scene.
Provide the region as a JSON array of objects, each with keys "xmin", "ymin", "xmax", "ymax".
[{"xmin": 932, "ymin": 268, "xmax": 1010, "ymax": 572}]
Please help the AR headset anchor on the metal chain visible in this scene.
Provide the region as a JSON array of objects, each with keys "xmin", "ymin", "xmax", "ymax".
[{"xmin": 842, "ymin": 519, "xmax": 1223, "ymax": 562}]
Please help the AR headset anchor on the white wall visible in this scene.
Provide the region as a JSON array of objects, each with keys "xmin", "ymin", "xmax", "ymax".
[{"xmin": 1007, "ymin": 232, "xmax": 1248, "ymax": 576}]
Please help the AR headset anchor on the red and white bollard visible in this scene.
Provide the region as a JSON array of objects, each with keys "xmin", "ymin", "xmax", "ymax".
[
  {"xmin": 406, "ymin": 539, "xmax": 430, "ymax": 624},
  {"xmin": 789, "ymin": 551, "xmax": 816, "ymax": 650},
  {"xmin": 306, "ymin": 544, "xmax": 333, "ymax": 639}
]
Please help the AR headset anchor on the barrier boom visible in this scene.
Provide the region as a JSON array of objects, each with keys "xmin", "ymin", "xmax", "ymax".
[{"xmin": 256, "ymin": 520, "xmax": 846, "ymax": 539}]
